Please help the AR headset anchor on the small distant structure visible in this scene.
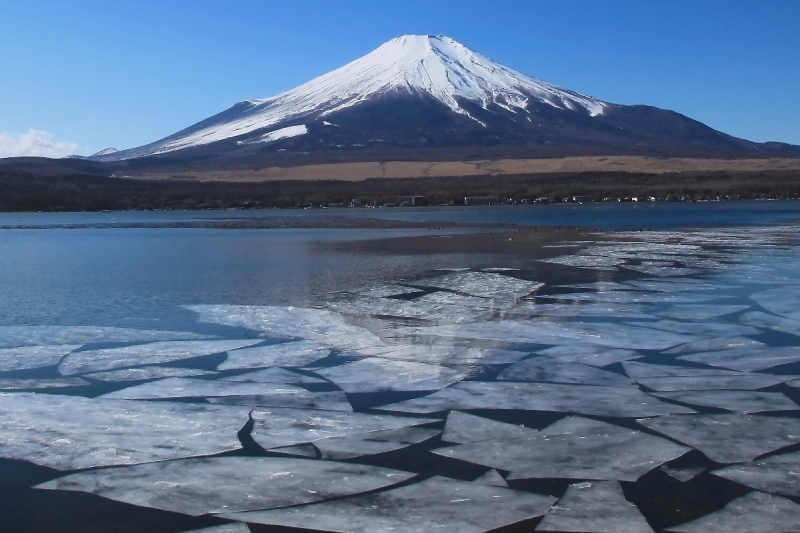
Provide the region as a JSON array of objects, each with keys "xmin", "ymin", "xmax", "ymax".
[
  {"xmin": 401, "ymin": 195, "xmax": 427, "ymax": 206},
  {"xmin": 465, "ymin": 196, "xmax": 494, "ymax": 205},
  {"xmin": 571, "ymin": 195, "xmax": 593, "ymax": 203},
  {"xmin": 534, "ymin": 197, "xmax": 550, "ymax": 204},
  {"xmin": 350, "ymin": 198, "xmax": 362, "ymax": 207}
]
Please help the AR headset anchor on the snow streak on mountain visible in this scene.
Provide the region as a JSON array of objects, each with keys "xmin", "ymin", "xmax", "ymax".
[{"xmin": 96, "ymin": 35, "xmax": 607, "ymax": 161}]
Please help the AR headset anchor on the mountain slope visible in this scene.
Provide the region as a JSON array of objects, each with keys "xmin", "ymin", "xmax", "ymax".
[{"xmin": 92, "ymin": 34, "xmax": 799, "ymax": 163}]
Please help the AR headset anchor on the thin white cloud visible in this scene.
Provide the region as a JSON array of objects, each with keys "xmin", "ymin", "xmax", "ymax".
[{"xmin": 0, "ymin": 129, "xmax": 81, "ymax": 158}]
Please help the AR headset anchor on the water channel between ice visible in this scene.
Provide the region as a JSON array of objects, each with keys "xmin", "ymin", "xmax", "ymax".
[{"xmin": 2, "ymin": 206, "xmax": 800, "ymax": 532}]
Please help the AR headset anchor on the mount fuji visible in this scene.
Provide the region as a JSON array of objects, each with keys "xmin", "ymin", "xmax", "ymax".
[{"xmin": 91, "ymin": 35, "xmax": 798, "ymax": 163}]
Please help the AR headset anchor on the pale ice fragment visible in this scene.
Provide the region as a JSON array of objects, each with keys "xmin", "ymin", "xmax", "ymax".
[
  {"xmin": 496, "ymin": 357, "xmax": 633, "ymax": 387},
  {"xmin": 416, "ymin": 271, "xmax": 543, "ymax": 299},
  {"xmin": 358, "ymin": 344, "xmax": 528, "ymax": 366},
  {"xmin": 220, "ymin": 367, "xmax": 325, "ymax": 384},
  {"xmin": 539, "ymin": 345, "xmax": 640, "ymax": 367},
  {"xmin": 473, "ymin": 469, "xmax": 508, "ymax": 487},
  {"xmin": 679, "ymin": 346, "xmax": 800, "ymax": 371},
  {"xmin": 219, "ymin": 340, "xmax": 330, "ymax": 370},
  {"xmin": 0, "ymin": 345, "xmax": 80, "ymax": 372},
  {"xmin": 0, "ymin": 378, "xmax": 88, "ymax": 390},
  {"xmin": 637, "ymin": 375, "xmax": 791, "ymax": 392},
  {"xmin": 0, "ymin": 326, "xmax": 212, "ymax": 349},
  {"xmin": 663, "ymin": 336, "xmax": 765, "ymax": 356},
  {"xmin": 441, "ymin": 411, "xmax": 536, "ymax": 444},
  {"xmin": 208, "ymin": 391, "xmax": 352, "ymax": 412},
  {"xmin": 713, "ymin": 450, "xmax": 800, "ymax": 497},
  {"xmin": 623, "ymin": 361, "xmax": 743, "ymax": 380},
  {"xmin": 664, "ymin": 491, "xmax": 800, "ymax": 533},
  {"xmin": 315, "ymin": 358, "xmax": 465, "ymax": 393},
  {"xmin": 37, "ymin": 456, "xmax": 412, "ymax": 516},
  {"xmin": 220, "ymin": 476, "xmax": 556, "ymax": 533},
  {"xmin": 656, "ymin": 305, "xmax": 750, "ymax": 320},
  {"xmin": 315, "ymin": 427, "xmax": 441, "ymax": 459},
  {"xmin": 639, "ymin": 414, "xmax": 800, "ymax": 464},
  {"xmin": 180, "ymin": 524, "xmax": 251, "ymax": 533},
  {"xmin": 750, "ymin": 287, "xmax": 800, "ymax": 321},
  {"xmin": 85, "ymin": 367, "xmax": 216, "ymax": 382},
  {"xmin": 660, "ymin": 465, "xmax": 705, "ymax": 482},
  {"xmin": 0, "ymin": 393, "xmax": 249, "ymax": 470},
  {"xmin": 536, "ymin": 481, "xmax": 654, "ymax": 533},
  {"xmin": 60, "ymin": 339, "xmax": 260, "ymax": 375}
]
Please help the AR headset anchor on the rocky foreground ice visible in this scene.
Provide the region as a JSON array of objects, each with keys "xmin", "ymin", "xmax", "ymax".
[{"xmin": 2, "ymin": 226, "xmax": 800, "ymax": 531}]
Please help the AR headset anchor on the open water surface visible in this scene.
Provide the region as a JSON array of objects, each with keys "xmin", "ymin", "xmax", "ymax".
[{"xmin": 2, "ymin": 203, "xmax": 800, "ymax": 532}]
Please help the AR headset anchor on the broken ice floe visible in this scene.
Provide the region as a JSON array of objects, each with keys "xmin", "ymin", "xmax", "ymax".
[
  {"xmin": 220, "ymin": 367, "xmax": 325, "ymax": 384},
  {"xmin": 750, "ymin": 287, "xmax": 800, "ymax": 321},
  {"xmin": 660, "ymin": 465, "xmax": 705, "ymax": 482},
  {"xmin": 314, "ymin": 426, "xmax": 441, "ymax": 460},
  {"xmin": 635, "ymin": 375, "xmax": 791, "ymax": 392},
  {"xmin": 218, "ymin": 340, "xmax": 331, "ymax": 370},
  {"xmin": 0, "ymin": 393, "xmax": 249, "ymax": 470},
  {"xmin": 0, "ymin": 326, "xmax": 212, "ymax": 349},
  {"xmin": 37, "ymin": 456, "xmax": 413, "ymax": 516},
  {"xmin": 639, "ymin": 414, "xmax": 800, "ymax": 463},
  {"xmin": 536, "ymin": 481, "xmax": 654, "ymax": 533},
  {"xmin": 473, "ymin": 469, "xmax": 508, "ymax": 487},
  {"xmin": 539, "ymin": 255, "xmax": 624, "ymax": 270},
  {"xmin": 630, "ymin": 319, "xmax": 760, "ymax": 339},
  {"xmin": 496, "ymin": 357, "xmax": 632, "ymax": 387},
  {"xmin": 220, "ymin": 476, "xmax": 556, "ymax": 533},
  {"xmin": 379, "ymin": 381, "xmax": 694, "ymax": 418},
  {"xmin": 441, "ymin": 411, "xmax": 535, "ymax": 444},
  {"xmin": 181, "ymin": 524, "xmax": 251, "ymax": 533},
  {"xmin": 0, "ymin": 377, "xmax": 89, "ymax": 390},
  {"xmin": 328, "ymin": 291, "xmax": 495, "ymax": 324},
  {"xmin": 84, "ymin": 366, "xmax": 216, "ymax": 382},
  {"xmin": 678, "ymin": 346, "xmax": 800, "ymax": 371},
  {"xmin": 101, "ymin": 377, "xmax": 352, "ymax": 411},
  {"xmin": 739, "ymin": 311, "xmax": 800, "ymax": 336},
  {"xmin": 400, "ymin": 320, "xmax": 699, "ymax": 351},
  {"xmin": 414, "ymin": 271, "xmax": 542, "ymax": 300},
  {"xmin": 532, "ymin": 302, "xmax": 656, "ymax": 320},
  {"xmin": 653, "ymin": 390, "xmax": 799, "ymax": 413},
  {"xmin": 315, "ymin": 358, "xmax": 465, "ymax": 393},
  {"xmin": 664, "ymin": 491, "xmax": 800, "ymax": 533},
  {"xmin": 538, "ymin": 345, "xmax": 640, "ymax": 367},
  {"xmin": 713, "ymin": 450, "xmax": 800, "ymax": 498},
  {"xmin": 623, "ymin": 361, "xmax": 744, "ymax": 380},
  {"xmin": 59, "ymin": 339, "xmax": 260, "ymax": 376},
  {"xmin": 0, "ymin": 344, "xmax": 80, "ymax": 372},
  {"xmin": 357, "ymin": 344, "xmax": 528, "ymax": 366},
  {"xmin": 433, "ymin": 416, "xmax": 689, "ymax": 482},
  {"xmin": 663, "ymin": 336, "xmax": 766, "ymax": 356},
  {"xmin": 248, "ymin": 408, "xmax": 433, "ymax": 451},
  {"xmin": 188, "ymin": 305, "xmax": 383, "ymax": 351}
]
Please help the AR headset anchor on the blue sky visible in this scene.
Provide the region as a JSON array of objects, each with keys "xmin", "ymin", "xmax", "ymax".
[{"xmin": 1, "ymin": 0, "xmax": 798, "ymax": 157}]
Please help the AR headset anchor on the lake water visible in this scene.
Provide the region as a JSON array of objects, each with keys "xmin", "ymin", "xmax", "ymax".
[{"xmin": 2, "ymin": 203, "xmax": 800, "ymax": 533}]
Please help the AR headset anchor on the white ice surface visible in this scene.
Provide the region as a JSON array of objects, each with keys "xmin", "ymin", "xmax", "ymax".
[
  {"xmin": 314, "ymin": 426, "xmax": 441, "ymax": 460},
  {"xmin": 536, "ymin": 481, "xmax": 654, "ymax": 533},
  {"xmin": 249, "ymin": 407, "xmax": 433, "ymax": 450},
  {"xmin": 713, "ymin": 450, "xmax": 800, "ymax": 497},
  {"xmin": 238, "ymin": 124, "xmax": 307, "ymax": 144},
  {"xmin": 37, "ymin": 456, "xmax": 413, "ymax": 516},
  {"xmin": 665, "ymin": 491, "xmax": 800, "ymax": 533},
  {"xmin": 653, "ymin": 390, "xmax": 799, "ymax": 413},
  {"xmin": 357, "ymin": 344, "xmax": 528, "ymax": 366},
  {"xmin": 636, "ymin": 374, "xmax": 791, "ymax": 392},
  {"xmin": 623, "ymin": 361, "xmax": 743, "ymax": 380},
  {"xmin": 379, "ymin": 381, "xmax": 694, "ymax": 418},
  {"xmin": 441, "ymin": 411, "xmax": 536, "ymax": 444},
  {"xmin": 0, "ymin": 393, "xmax": 249, "ymax": 470},
  {"xmin": 209, "ymin": 391, "xmax": 352, "ymax": 412},
  {"xmin": 219, "ymin": 340, "xmax": 331, "ymax": 370},
  {"xmin": 750, "ymin": 287, "xmax": 800, "ymax": 321},
  {"xmin": 473, "ymin": 469, "xmax": 508, "ymax": 487},
  {"xmin": 220, "ymin": 476, "xmax": 557, "ymax": 533},
  {"xmin": 655, "ymin": 305, "xmax": 750, "ymax": 320},
  {"xmin": 496, "ymin": 357, "xmax": 632, "ymax": 387},
  {"xmin": 740, "ymin": 311, "xmax": 800, "ymax": 336},
  {"xmin": 84, "ymin": 367, "xmax": 216, "ymax": 382},
  {"xmin": 0, "ymin": 344, "xmax": 81, "ymax": 372},
  {"xmin": 415, "ymin": 271, "xmax": 543, "ymax": 300},
  {"xmin": 679, "ymin": 346, "xmax": 800, "ymax": 371},
  {"xmin": 59, "ymin": 339, "xmax": 260, "ymax": 375},
  {"xmin": 181, "ymin": 525, "xmax": 251, "ymax": 533},
  {"xmin": 433, "ymin": 416, "xmax": 689, "ymax": 482},
  {"xmin": 189, "ymin": 305, "xmax": 383, "ymax": 351},
  {"xmin": 0, "ymin": 326, "xmax": 211, "ymax": 349},
  {"xmin": 663, "ymin": 336, "xmax": 766, "ymax": 356},
  {"xmin": 0, "ymin": 378, "xmax": 88, "ymax": 390},
  {"xmin": 315, "ymin": 358, "xmax": 465, "ymax": 393},
  {"xmin": 660, "ymin": 465, "xmax": 705, "ymax": 482},
  {"xmin": 639, "ymin": 414, "xmax": 800, "ymax": 464},
  {"xmin": 538, "ymin": 346, "xmax": 640, "ymax": 367},
  {"xmin": 220, "ymin": 367, "xmax": 325, "ymax": 384}
]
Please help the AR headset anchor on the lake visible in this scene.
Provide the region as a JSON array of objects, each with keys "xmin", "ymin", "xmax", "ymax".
[{"xmin": 1, "ymin": 202, "xmax": 800, "ymax": 533}]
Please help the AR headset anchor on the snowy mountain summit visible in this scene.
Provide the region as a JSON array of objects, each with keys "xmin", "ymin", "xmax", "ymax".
[{"xmin": 93, "ymin": 34, "xmax": 789, "ymax": 162}]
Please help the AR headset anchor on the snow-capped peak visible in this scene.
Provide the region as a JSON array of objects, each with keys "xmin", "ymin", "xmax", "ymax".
[{"xmin": 96, "ymin": 35, "xmax": 606, "ymax": 160}]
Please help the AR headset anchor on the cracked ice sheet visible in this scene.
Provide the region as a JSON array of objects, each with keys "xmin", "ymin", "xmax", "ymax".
[
  {"xmin": 0, "ymin": 393, "xmax": 249, "ymax": 470},
  {"xmin": 59, "ymin": 339, "xmax": 261, "ymax": 376},
  {"xmin": 713, "ymin": 450, "xmax": 800, "ymax": 498},
  {"xmin": 653, "ymin": 391, "xmax": 799, "ymax": 413},
  {"xmin": 328, "ymin": 291, "xmax": 495, "ymax": 324},
  {"xmin": 379, "ymin": 381, "xmax": 694, "ymax": 418},
  {"xmin": 638, "ymin": 414, "xmax": 800, "ymax": 464},
  {"xmin": 415, "ymin": 271, "xmax": 543, "ymax": 300},
  {"xmin": 539, "ymin": 255, "xmax": 623, "ymax": 270},
  {"xmin": 101, "ymin": 378, "xmax": 351, "ymax": 411},
  {"xmin": 442, "ymin": 411, "xmax": 536, "ymax": 444},
  {"xmin": 219, "ymin": 340, "xmax": 330, "ymax": 370},
  {"xmin": 0, "ymin": 378, "xmax": 89, "ymax": 390},
  {"xmin": 188, "ymin": 305, "xmax": 383, "ymax": 351},
  {"xmin": 678, "ymin": 346, "xmax": 800, "ymax": 371},
  {"xmin": 628, "ymin": 319, "xmax": 760, "ymax": 339},
  {"xmin": 655, "ymin": 305, "xmax": 751, "ymax": 320},
  {"xmin": 0, "ymin": 345, "xmax": 81, "ymax": 372},
  {"xmin": 249, "ymin": 408, "xmax": 434, "ymax": 451},
  {"xmin": 496, "ymin": 357, "xmax": 633, "ymax": 387},
  {"xmin": 663, "ymin": 337, "xmax": 766, "ymax": 356},
  {"xmin": 220, "ymin": 367, "xmax": 325, "ymax": 384},
  {"xmin": 635, "ymin": 374, "xmax": 792, "ymax": 392},
  {"xmin": 740, "ymin": 311, "xmax": 800, "ymax": 336},
  {"xmin": 37, "ymin": 456, "xmax": 412, "ymax": 516},
  {"xmin": 182, "ymin": 525, "xmax": 251, "ymax": 533},
  {"xmin": 315, "ymin": 358, "xmax": 465, "ymax": 393},
  {"xmin": 750, "ymin": 287, "xmax": 800, "ymax": 321},
  {"xmin": 433, "ymin": 416, "xmax": 689, "ymax": 482},
  {"xmin": 536, "ymin": 481, "xmax": 654, "ymax": 533},
  {"xmin": 84, "ymin": 367, "xmax": 216, "ymax": 382},
  {"xmin": 664, "ymin": 491, "xmax": 800, "ymax": 533},
  {"xmin": 357, "ymin": 344, "xmax": 528, "ymax": 366},
  {"xmin": 314, "ymin": 426, "xmax": 441, "ymax": 460},
  {"xmin": 0, "ymin": 326, "xmax": 213, "ymax": 349},
  {"xmin": 400, "ymin": 320, "xmax": 699, "ymax": 351},
  {"xmin": 538, "ymin": 346, "xmax": 641, "ymax": 367},
  {"xmin": 532, "ymin": 302, "xmax": 656, "ymax": 320},
  {"xmin": 622, "ymin": 361, "xmax": 745, "ymax": 380},
  {"xmin": 220, "ymin": 476, "xmax": 557, "ymax": 533}
]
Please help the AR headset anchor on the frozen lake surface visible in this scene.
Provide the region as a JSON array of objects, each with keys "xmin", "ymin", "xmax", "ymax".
[{"xmin": 2, "ymin": 204, "xmax": 800, "ymax": 532}]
